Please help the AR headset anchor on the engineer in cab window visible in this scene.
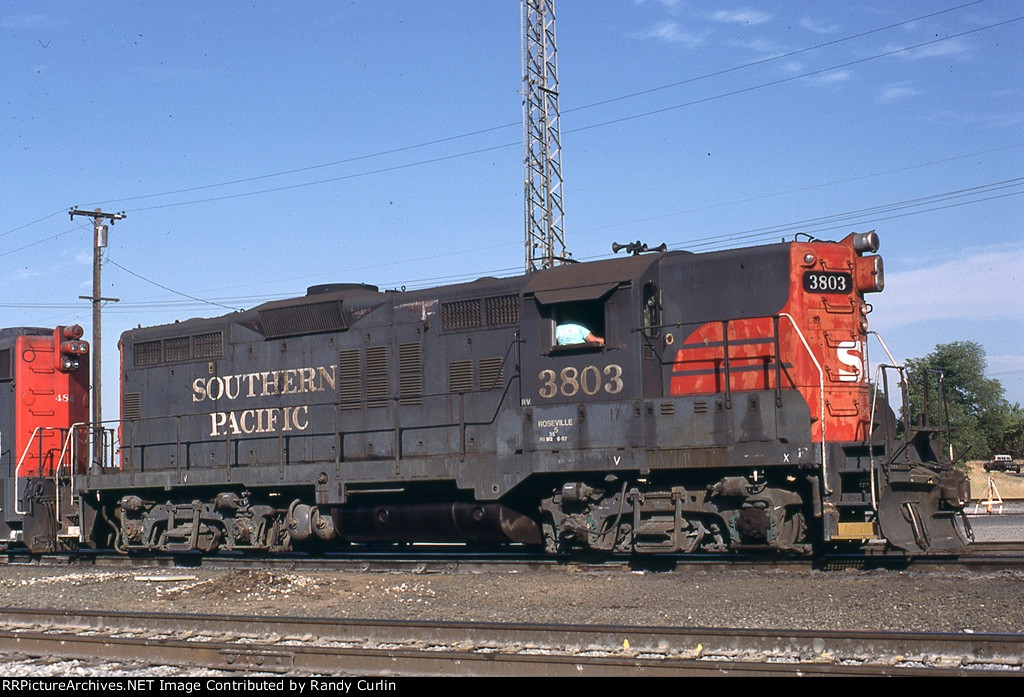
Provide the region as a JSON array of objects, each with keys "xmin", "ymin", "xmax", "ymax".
[{"xmin": 555, "ymin": 320, "xmax": 604, "ymax": 346}]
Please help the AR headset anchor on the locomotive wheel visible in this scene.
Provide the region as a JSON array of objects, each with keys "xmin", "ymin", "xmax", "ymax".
[
  {"xmin": 774, "ymin": 511, "xmax": 805, "ymax": 549},
  {"xmin": 680, "ymin": 519, "xmax": 706, "ymax": 553}
]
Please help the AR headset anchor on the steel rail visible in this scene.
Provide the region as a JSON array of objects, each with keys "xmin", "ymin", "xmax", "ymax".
[
  {"xmin": 4, "ymin": 544, "xmax": 1024, "ymax": 571},
  {"xmin": 0, "ymin": 608, "xmax": 1018, "ymax": 676}
]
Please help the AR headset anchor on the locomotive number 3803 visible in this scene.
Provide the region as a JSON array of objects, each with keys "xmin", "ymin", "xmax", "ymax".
[{"xmin": 538, "ymin": 364, "xmax": 624, "ymax": 398}]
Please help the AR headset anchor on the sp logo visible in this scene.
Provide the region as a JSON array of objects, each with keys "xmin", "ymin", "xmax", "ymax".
[{"xmin": 836, "ymin": 340, "xmax": 865, "ymax": 382}]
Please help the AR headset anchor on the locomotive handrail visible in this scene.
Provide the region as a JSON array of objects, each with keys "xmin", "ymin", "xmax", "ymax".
[
  {"xmin": 867, "ymin": 330, "xmax": 900, "ymax": 370},
  {"xmin": 653, "ymin": 313, "xmax": 828, "ymax": 486},
  {"xmin": 866, "ymin": 330, "xmax": 904, "ymax": 514},
  {"xmin": 14, "ymin": 426, "xmax": 60, "ymax": 516},
  {"xmin": 868, "ymin": 365, "xmax": 902, "ymax": 513},
  {"xmin": 14, "ymin": 423, "xmax": 89, "ymax": 515},
  {"xmin": 53, "ymin": 422, "xmax": 91, "ymax": 539},
  {"xmin": 14, "ymin": 423, "xmax": 96, "ymax": 534},
  {"xmin": 777, "ymin": 313, "xmax": 828, "ymax": 494}
]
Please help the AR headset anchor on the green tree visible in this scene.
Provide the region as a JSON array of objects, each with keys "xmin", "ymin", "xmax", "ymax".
[
  {"xmin": 902, "ymin": 341, "xmax": 1010, "ymax": 461},
  {"xmin": 993, "ymin": 403, "xmax": 1024, "ymax": 456}
]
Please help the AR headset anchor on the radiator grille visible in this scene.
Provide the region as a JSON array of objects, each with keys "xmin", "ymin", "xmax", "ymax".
[
  {"xmin": 133, "ymin": 341, "xmax": 162, "ymax": 367},
  {"xmin": 442, "ymin": 294, "xmax": 518, "ymax": 332},
  {"xmin": 449, "ymin": 360, "xmax": 473, "ymax": 392},
  {"xmin": 163, "ymin": 336, "xmax": 190, "ymax": 363},
  {"xmin": 193, "ymin": 332, "xmax": 223, "ymax": 359},
  {"xmin": 123, "ymin": 393, "xmax": 142, "ymax": 421},
  {"xmin": 441, "ymin": 299, "xmax": 481, "ymax": 331},
  {"xmin": 259, "ymin": 300, "xmax": 347, "ymax": 338},
  {"xmin": 399, "ymin": 342, "xmax": 423, "ymax": 405},
  {"xmin": 338, "ymin": 349, "xmax": 361, "ymax": 410},
  {"xmin": 479, "ymin": 356, "xmax": 504, "ymax": 390},
  {"xmin": 366, "ymin": 346, "xmax": 388, "ymax": 408},
  {"xmin": 484, "ymin": 294, "xmax": 519, "ymax": 326}
]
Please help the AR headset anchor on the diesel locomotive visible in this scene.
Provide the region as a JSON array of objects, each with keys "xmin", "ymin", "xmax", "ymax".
[{"xmin": 3, "ymin": 232, "xmax": 972, "ymax": 556}]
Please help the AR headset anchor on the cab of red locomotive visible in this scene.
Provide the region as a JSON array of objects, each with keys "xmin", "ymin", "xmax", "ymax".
[{"xmin": 0, "ymin": 326, "xmax": 89, "ymax": 549}]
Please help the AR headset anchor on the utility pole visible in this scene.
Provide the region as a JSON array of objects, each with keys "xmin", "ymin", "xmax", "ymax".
[
  {"xmin": 523, "ymin": 0, "xmax": 569, "ymax": 272},
  {"xmin": 69, "ymin": 207, "xmax": 124, "ymax": 467}
]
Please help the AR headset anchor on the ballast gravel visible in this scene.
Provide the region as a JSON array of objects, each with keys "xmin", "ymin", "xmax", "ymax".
[{"xmin": 0, "ymin": 564, "xmax": 1020, "ymax": 634}]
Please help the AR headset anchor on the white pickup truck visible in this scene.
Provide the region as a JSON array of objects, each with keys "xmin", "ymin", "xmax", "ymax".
[{"xmin": 984, "ymin": 454, "xmax": 1021, "ymax": 473}]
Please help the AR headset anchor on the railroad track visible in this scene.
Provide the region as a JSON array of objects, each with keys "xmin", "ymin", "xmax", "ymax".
[
  {"xmin": 0, "ymin": 607, "xmax": 1018, "ymax": 676},
  {"xmin": 5, "ymin": 543, "xmax": 1024, "ymax": 573}
]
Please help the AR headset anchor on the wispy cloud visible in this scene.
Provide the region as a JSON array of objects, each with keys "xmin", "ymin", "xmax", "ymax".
[
  {"xmin": 637, "ymin": 20, "xmax": 708, "ymax": 47},
  {"xmin": 801, "ymin": 70, "xmax": 852, "ymax": 87},
  {"xmin": 633, "ymin": 0, "xmax": 683, "ymax": 8},
  {"xmin": 800, "ymin": 17, "xmax": 838, "ymax": 34},
  {"xmin": 877, "ymin": 83, "xmax": 924, "ymax": 104},
  {"xmin": 874, "ymin": 243, "xmax": 1024, "ymax": 330},
  {"xmin": 731, "ymin": 38, "xmax": 785, "ymax": 56},
  {"xmin": 890, "ymin": 37, "xmax": 972, "ymax": 61},
  {"xmin": 708, "ymin": 9, "xmax": 771, "ymax": 25}
]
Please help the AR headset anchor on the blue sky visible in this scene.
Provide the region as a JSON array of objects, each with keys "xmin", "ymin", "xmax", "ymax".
[{"xmin": 2, "ymin": 1, "xmax": 1022, "ymax": 412}]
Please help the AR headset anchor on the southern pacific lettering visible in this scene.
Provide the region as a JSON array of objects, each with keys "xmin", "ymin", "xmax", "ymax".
[{"xmin": 191, "ymin": 366, "xmax": 337, "ymax": 402}]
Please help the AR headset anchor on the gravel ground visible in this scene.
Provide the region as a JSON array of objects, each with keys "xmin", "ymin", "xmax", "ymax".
[
  {"xmin": 0, "ymin": 563, "xmax": 1020, "ymax": 635},
  {"xmin": 1, "ymin": 466, "xmax": 1016, "ymax": 674}
]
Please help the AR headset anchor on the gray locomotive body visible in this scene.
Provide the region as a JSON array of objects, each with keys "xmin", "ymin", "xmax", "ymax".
[{"xmin": 76, "ymin": 235, "xmax": 969, "ymax": 556}]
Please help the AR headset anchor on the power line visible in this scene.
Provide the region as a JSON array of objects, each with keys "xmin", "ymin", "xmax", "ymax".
[
  {"xmin": 54, "ymin": 1, "xmax": 978, "ymax": 216},
  {"xmin": 0, "ymin": 171, "xmax": 1013, "ymax": 313},
  {"xmin": 3, "ymin": 153, "xmax": 1017, "ymax": 312},
  {"xmin": 389, "ymin": 177, "xmax": 1024, "ymax": 289},
  {"xmin": 567, "ymin": 0, "xmax": 991, "ymax": 114},
  {"xmin": 1, "ymin": 2, "xmax": 1019, "ymax": 299},
  {"xmin": 60, "ymin": 3, "xmax": 1012, "ymax": 214},
  {"xmin": 663, "ymin": 178, "xmax": 1024, "ymax": 252},
  {"xmin": 0, "ymin": 224, "xmax": 81, "ymax": 258},
  {"xmin": 569, "ymin": 143, "xmax": 1024, "ymax": 239},
  {"xmin": 117, "ymin": 176, "xmax": 1024, "ymax": 303},
  {"xmin": 79, "ymin": 13, "xmax": 1022, "ymax": 217},
  {"xmin": 0, "ymin": 209, "xmax": 66, "ymax": 240},
  {"xmin": 105, "ymin": 256, "xmax": 244, "ymax": 312},
  {"xmin": 2, "ymin": 2, "xmax": 1014, "ymax": 247},
  {"xmin": 207, "ymin": 177, "xmax": 1024, "ymax": 295},
  {"xmin": 568, "ymin": 15, "xmax": 1024, "ymax": 136},
  {"xmin": 127, "ymin": 141, "xmax": 517, "ymax": 212}
]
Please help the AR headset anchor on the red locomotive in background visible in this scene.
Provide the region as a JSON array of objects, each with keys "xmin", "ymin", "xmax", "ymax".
[
  {"xmin": 0, "ymin": 326, "xmax": 89, "ymax": 549},
  {"xmin": 1, "ymin": 232, "xmax": 971, "ymax": 556}
]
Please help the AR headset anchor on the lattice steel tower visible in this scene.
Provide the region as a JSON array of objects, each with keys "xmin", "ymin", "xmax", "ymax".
[{"xmin": 523, "ymin": 0, "xmax": 569, "ymax": 272}]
